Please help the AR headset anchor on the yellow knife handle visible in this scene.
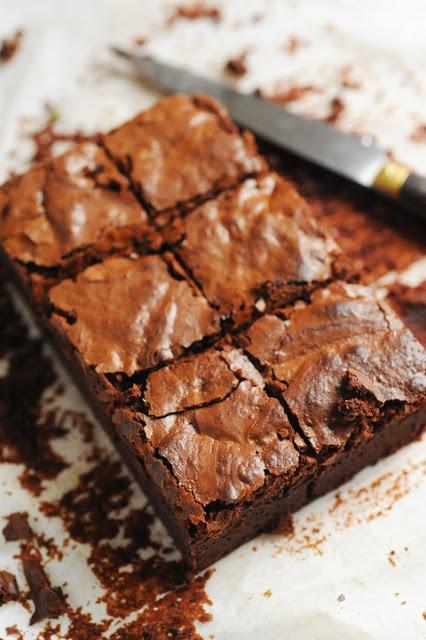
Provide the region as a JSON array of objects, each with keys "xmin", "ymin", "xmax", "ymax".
[{"xmin": 373, "ymin": 161, "xmax": 426, "ymax": 221}]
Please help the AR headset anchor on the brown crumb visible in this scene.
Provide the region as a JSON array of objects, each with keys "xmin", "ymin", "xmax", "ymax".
[
  {"xmin": 388, "ymin": 549, "xmax": 396, "ymax": 567},
  {"xmin": 224, "ymin": 53, "xmax": 247, "ymax": 77},
  {"xmin": 3, "ymin": 513, "xmax": 33, "ymax": 541},
  {"xmin": 258, "ymin": 85, "xmax": 318, "ymax": 105},
  {"xmin": 323, "ymin": 96, "xmax": 345, "ymax": 124},
  {"xmin": 0, "ymin": 30, "xmax": 23, "ymax": 63},
  {"xmin": 410, "ymin": 124, "xmax": 426, "ymax": 143},
  {"xmin": 133, "ymin": 36, "xmax": 147, "ymax": 46},
  {"xmin": 283, "ymin": 36, "xmax": 307, "ymax": 54},
  {"xmin": 337, "ymin": 593, "xmax": 345, "ymax": 602},
  {"xmin": 0, "ymin": 570, "xmax": 20, "ymax": 605},
  {"xmin": 5, "ymin": 626, "xmax": 25, "ymax": 639},
  {"xmin": 30, "ymin": 105, "xmax": 88, "ymax": 162},
  {"xmin": 263, "ymin": 589, "xmax": 272, "ymax": 598},
  {"xmin": 340, "ymin": 65, "xmax": 361, "ymax": 90},
  {"xmin": 422, "ymin": 611, "xmax": 426, "ymax": 621},
  {"xmin": 172, "ymin": 3, "xmax": 221, "ymax": 22}
]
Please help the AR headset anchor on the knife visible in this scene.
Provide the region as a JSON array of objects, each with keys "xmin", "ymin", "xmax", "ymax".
[{"xmin": 112, "ymin": 47, "xmax": 426, "ymax": 221}]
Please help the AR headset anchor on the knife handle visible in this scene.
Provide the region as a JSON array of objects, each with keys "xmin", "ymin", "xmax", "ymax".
[
  {"xmin": 373, "ymin": 161, "xmax": 426, "ymax": 221},
  {"xmin": 399, "ymin": 173, "xmax": 426, "ymax": 221}
]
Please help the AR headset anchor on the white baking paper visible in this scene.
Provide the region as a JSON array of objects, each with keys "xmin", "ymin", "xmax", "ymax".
[{"xmin": 0, "ymin": 1, "xmax": 425, "ymax": 638}]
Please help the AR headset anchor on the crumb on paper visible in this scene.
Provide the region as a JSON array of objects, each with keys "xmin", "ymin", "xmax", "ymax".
[
  {"xmin": 171, "ymin": 3, "xmax": 221, "ymax": 23},
  {"xmin": 337, "ymin": 593, "xmax": 345, "ymax": 602},
  {"xmin": 422, "ymin": 611, "xmax": 426, "ymax": 621},
  {"xmin": 323, "ymin": 96, "xmax": 345, "ymax": 124},
  {"xmin": 263, "ymin": 588, "xmax": 272, "ymax": 598},
  {"xmin": 134, "ymin": 36, "xmax": 147, "ymax": 46},
  {"xmin": 410, "ymin": 124, "xmax": 426, "ymax": 143},
  {"xmin": 0, "ymin": 29, "xmax": 24, "ymax": 63},
  {"xmin": 282, "ymin": 36, "xmax": 308, "ymax": 54},
  {"xmin": 388, "ymin": 549, "xmax": 396, "ymax": 567},
  {"xmin": 224, "ymin": 53, "xmax": 248, "ymax": 77},
  {"xmin": 256, "ymin": 85, "xmax": 319, "ymax": 105},
  {"xmin": 339, "ymin": 65, "xmax": 361, "ymax": 90}
]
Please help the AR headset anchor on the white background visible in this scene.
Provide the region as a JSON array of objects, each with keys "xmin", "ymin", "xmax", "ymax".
[{"xmin": 0, "ymin": 1, "xmax": 425, "ymax": 638}]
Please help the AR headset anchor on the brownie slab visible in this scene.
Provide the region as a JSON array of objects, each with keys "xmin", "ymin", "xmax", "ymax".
[
  {"xmin": 0, "ymin": 94, "xmax": 425, "ymax": 574},
  {"xmin": 48, "ymin": 253, "xmax": 221, "ymax": 375},
  {"xmin": 102, "ymin": 94, "xmax": 265, "ymax": 213},
  {"xmin": 165, "ymin": 173, "xmax": 342, "ymax": 324},
  {"xmin": 0, "ymin": 142, "xmax": 158, "ymax": 273}
]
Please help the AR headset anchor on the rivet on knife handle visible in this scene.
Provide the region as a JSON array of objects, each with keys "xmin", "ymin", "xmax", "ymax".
[{"xmin": 373, "ymin": 161, "xmax": 426, "ymax": 220}]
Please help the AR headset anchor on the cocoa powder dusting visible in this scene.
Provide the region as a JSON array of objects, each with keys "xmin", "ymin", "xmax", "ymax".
[{"xmin": 0, "ymin": 271, "xmax": 213, "ymax": 638}]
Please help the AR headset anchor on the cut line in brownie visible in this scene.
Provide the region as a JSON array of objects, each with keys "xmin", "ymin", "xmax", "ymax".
[
  {"xmin": 239, "ymin": 281, "xmax": 426, "ymax": 457},
  {"xmin": 102, "ymin": 94, "xmax": 265, "ymax": 215},
  {"xmin": 0, "ymin": 141, "xmax": 160, "ymax": 277},
  {"xmin": 112, "ymin": 346, "xmax": 304, "ymax": 512},
  {"xmin": 48, "ymin": 252, "xmax": 221, "ymax": 377},
  {"xmin": 163, "ymin": 173, "xmax": 347, "ymax": 326}
]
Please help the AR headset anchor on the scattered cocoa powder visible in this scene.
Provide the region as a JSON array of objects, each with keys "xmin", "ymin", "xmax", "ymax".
[
  {"xmin": 0, "ymin": 30, "xmax": 24, "ymax": 63},
  {"xmin": 224, "ymin": 53, "xmax": 247, "ymax": 77},
  {"xmin": 410, "ymin": 124, "xmax": 426, "ymax": 143}
]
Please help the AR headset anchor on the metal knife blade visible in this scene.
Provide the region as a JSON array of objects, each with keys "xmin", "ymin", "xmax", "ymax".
[{"xmin": 111, "ymin": 47, "xmax": 426, "ymax": 220}]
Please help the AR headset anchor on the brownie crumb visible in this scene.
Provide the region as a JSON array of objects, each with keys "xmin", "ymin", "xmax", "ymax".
[
  {"xmin": 224, "ymin": 53, "xmax": 247, "ymax": 77},
  {"xmin": 5, "ymin": 626, "xmax": 25, "ymax": 639},
  {"xmin": 422, "ymin": 611, "xmax": 426, "ymax": 621},
  {"xmin": 410, "ymin": 124, "xmax": 426, "ymax": 143},
  {"xmin": 337, "ymin": 593, "xmax": 346, "ymax": 602},
  {"xmin": 30, "ymin": 109, "xmax": 88, "ymax": 162},
  {"xmin": 172, "ymin": 3, "xmax": 221, "ymax": 22},
  {"xmin": 388, "ymin": 549, "xmax": 396, "ymax": 567},
  {"xmin": 133, "ymin": 36, "xmax": 147, "ymax": 46},
  {"xmin": 0, "ymin": 30, "xmax": 23, "ymax": 63},
  {"xmin": 3, "ymin": 513, "xmax": 33, "ymax": 541},
  {"xmin": 323, "ymin": 96, "xmax": 345, "ymax": 124},
  {"xmin": 339, "ymin": 65, "xmax": 361, "ymax": 90},
  {"xmin": 263, "ymin": 588, "xmax": 272, "ymax": 598},
  {"xmin": 22, "ymin": 555, "xmax": 66, "ymax": 625},
  {"xmin": 258, "ymin": 85, "xmax": 318, "ymax": 105},
  {"xmin": 0, "ymin": 570, "xmax": 20, "ymax": 605},
  {"xmin": 282, "ymin": 36, "xmax": 307, "ymax": 54}
]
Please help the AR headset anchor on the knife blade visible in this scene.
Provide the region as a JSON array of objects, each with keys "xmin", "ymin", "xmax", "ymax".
[{"xmin": 112, "ymin": 47, "xmax": 426, "ymax": 221}]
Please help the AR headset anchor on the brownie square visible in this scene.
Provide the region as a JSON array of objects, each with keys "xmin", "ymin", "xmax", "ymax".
[
  {"xmin": 241, "ymin": 282, "xmax": 426, "ymax": 456},
  {"xmin": 165, "ymin": 173, "xmax": 342, "ymax": 325},
  {"xmin": 48, "ymin": 253, "xmax": 221, "ymax": 376},
  {"xmin": 102, "ymin": 94, "xmax": 265, "ymax": 214},
  {"xmin": 0, "ymin": 142, "xmax": 158, "ymax": 272}
]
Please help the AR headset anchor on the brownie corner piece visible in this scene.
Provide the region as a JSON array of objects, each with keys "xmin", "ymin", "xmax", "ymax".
[
  {"xmin": 167, "ymin": 172, "xmax": 342, "ymax": 325},
  {"xmin": 111, "ymin": 346, "xmax": 307, "ymax": 570},
  {"xmin": 241, "ymin": 281, "xmax": 426, "ymax": 457},
  {"xmin": 0, "ymin": 141, "xmax": 157, "ymax": 275},
  {"xmin": 47, "ymin": 252, "xmax": 221, "ymax": 377},
  {"xmin": 102, "ymin": 93, "xmax": 266, "ymax": 214}
]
